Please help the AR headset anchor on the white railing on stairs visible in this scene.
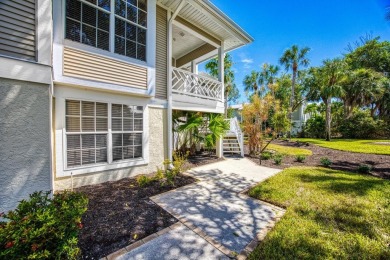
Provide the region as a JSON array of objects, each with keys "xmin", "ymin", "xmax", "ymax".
[
  {"xmin": 226, "ymin": 117, "xmax": 244, "ymax": 157},
  {"xmin": 172, "ymin": 67, "xmax": 223, "ymax": 101}
]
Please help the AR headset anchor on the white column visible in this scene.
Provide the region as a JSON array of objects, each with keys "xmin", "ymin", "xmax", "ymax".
[
  {"xmin": 218, "ymin": 41, "xmax": 225, "ymax": 102},
  {"xmin": 191, "ymin": 60, "xmax": 198, "ymax": 74},
  {"xmin": 216, "ymin": 136, "xmax": 223, "ymax": 158}
]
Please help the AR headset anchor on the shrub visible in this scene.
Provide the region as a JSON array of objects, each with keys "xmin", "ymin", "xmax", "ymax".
[
  {"xmin": 320, "ymin": 157, "xmax": 332, "ymax": 167},
  {"xmin": 357, "ymin": 164, "xmax": 372, "ymax": 174},
  {"xmin": 296, "ymin": 154, "xmax": 306, "ymax": 163},
  {"xmin": 261, "ymin": 151, "xmax": 273, "ymax": 160},
  {"xmin": 136, "ymin": 175, "xmax": 153, "ymax": 187},
  {"xmin": 304, "ymin": 115, "xmax": 326, "ymax": 138},
  {"xmin": 0, "ymin": 191, "xmax": 88, "ymax": 259},
  {"xmin": 172, "ymin": 151, "xmax": 189, "ymax": 175},
  {"xmin": 274, "ymin": 154, "xmax": 283, "ymax": 165}
]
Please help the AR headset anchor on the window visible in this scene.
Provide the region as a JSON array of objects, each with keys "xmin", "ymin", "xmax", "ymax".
[
  {"xmin": 65, "ymin": 0, "xmax": 147, "ymax": 61},
  {"xmin": 65, "ymin": 0, "xmax": 111, "ymax": 51},
  {"xmin": 65, "ymin": 100, "xmax": 144, "ymax": 169},
  {"xmin": 114, "ymin": 0, "xmax": 147, "ymax": 60},
  {"xmin": 112, "ymin": 104, "xmax": 143, "ymax": 161}
]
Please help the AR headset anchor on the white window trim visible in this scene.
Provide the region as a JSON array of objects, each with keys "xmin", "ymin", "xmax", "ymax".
[
  {"xmin": 55, "ymin": 86, "xmax": 150, "ymax": 177},
  {"xmin": 52, "ymin": 0, "xmax": 156, "ymax": 97}
]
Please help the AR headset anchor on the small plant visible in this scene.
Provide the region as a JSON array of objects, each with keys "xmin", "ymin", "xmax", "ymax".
[
  {"xmin": 320, "ymin": 157, "xmax": 332, "ymax": 167},
  {"xmin": 274, "ymin": 154, "xmax": 283, "ymax": 165},
  {"xmin": 357, "ymin": 164, "xmax": 372, "ymax": 174},
  {"xmin": 296, "ymin": 154, "xmax": 306, "ymax": 163},
  {"xmin": 261, "ymin": 151, "xmax": 273, "ymax": 160},
  {"xmin": 154, "ymin": 167, "xmax": 164, "ymax": 181},
  {"xmin": 136, "ymin": 175, "xmax": 153, "ymax": 187},
  {"xmin": 0, "ymin": 191, "xmax": 88, "ymax": 259}
]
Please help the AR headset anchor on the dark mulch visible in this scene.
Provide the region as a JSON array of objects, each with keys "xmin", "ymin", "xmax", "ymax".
[
  {"xmin": 185, "ymin": 151, "xmax": 225, "ymax": 168},
  {"xmin": 77, "ymin": 175, "xmax": 196, "ymax": 259},
  {"xmin": 246, "ymin": 140, "xmax": 390, "ymax": 179}
]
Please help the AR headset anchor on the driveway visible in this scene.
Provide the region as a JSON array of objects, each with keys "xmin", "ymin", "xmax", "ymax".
[{"xmin": 117, "ymin": 158, "xmax": 284, "ymax": 259}]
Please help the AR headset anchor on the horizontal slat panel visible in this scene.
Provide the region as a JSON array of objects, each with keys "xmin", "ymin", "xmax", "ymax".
[
  {"xmin": 155, "ymin": 6, "xmax": 167, "ymax": 99},
  {"xmin": 0, "ymin": 0, "xmax": 35, "ymax": 61},
  {"xmin": 63, "ymin": 47, "xmax": 148, "ymax": 89},
  {"xmin": 0, "ymin": 4, "xmax": 35, "ymax": 20}
]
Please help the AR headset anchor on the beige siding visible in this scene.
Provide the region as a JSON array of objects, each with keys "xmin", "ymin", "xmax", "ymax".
[
  {"xmin": 0, "ymin": 0, "xmax": 36, "ymax": 61},
  {"xmin": 155, "ymin": 6, "xmax": 167, "ymax": 99},
  {"xmin": 176, "ymin": 43, "xmax": 216, "ymax": 68},
  {"xmin": 63, "ymin": 47, "xmax": 148, "ymax": 89}
]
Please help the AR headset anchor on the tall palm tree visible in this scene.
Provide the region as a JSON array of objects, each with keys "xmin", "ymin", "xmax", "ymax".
[
  {"xmin": 307, "ymin": 58, "xmax": 346, "ymax": 141},
  {"xmin": 205, "ymin": 53, "xmax": 235, "ymax": 117},
  {"xmin": 280, "ymin": 45, "xmax": 310, "ymax": 137}
]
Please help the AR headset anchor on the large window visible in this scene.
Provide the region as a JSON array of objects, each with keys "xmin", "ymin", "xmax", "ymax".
[
  {"xmin": 65, "ymin": 0, "xmax": 147, "ymax": 61},
  {"xmin": 65, "ymin": 100, "xmax": 144, "ymax": 169}
]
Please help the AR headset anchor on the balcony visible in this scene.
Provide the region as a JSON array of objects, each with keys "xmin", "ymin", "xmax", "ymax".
[{"xmin": 172, "ymin": 68, "xmax": 223, "ymax": 101}]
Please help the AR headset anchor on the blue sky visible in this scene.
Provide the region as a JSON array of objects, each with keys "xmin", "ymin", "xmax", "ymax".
[{"xmin": 200, "ymin": 0, "xmax": 390, "ymax": 103}]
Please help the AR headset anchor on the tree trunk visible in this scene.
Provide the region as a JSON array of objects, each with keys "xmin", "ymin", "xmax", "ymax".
[
  {"xmin": 325, "ymin": 97, "xmax": 332, "ymax": 141},
  {"xmin": 289, "ymin": 69, "xmax": 297, "ymax": 139}
]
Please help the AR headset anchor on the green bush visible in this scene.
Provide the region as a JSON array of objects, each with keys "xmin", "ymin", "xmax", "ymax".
[
  {"xmin": 296, "ymin": 154, "xmax": 306, "ymax": 163},
  {"xmin": 304, "ymin": 115, "xmax": 326, "ymax": 138},
  {"xmin": 136, "ymin": 175, "xmax": 153, "ymax": 187},
  {"xmin": 338, "ymin": 110, "xmax": 388, "ymax": 139},
  {"xmin": 274, "ymin": 154, "xmax": 283, "ymax": 165},
  {"xmin": 357, "ymin": 164, "xmax": 372, "ymax": 174},
  {"xmin": 0, "ymin": 191, "xmax": 88, "ymax": 259},
  {"xmin": 320, "ymin": 157, "xmax": 332, "ymax": 167},
  {"xmin": 261, "ymin": 151, "xmax": 273, "ymax": 160}
]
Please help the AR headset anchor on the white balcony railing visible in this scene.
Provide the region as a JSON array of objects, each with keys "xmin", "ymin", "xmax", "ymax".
[{"xmin": 172, "ymin": 67, "xmax": 223, "ymax": 101}]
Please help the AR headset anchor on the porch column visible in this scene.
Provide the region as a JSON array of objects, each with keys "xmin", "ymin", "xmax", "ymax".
[
  {"xmin": 167, "ymin": 0, "xmax": 186, "ymax": 165},
  {"xmin": 191, "ymin": 60, "xmax": 198, "ymax": 74},
  {"xmin": 216, "ymin": 136, "xmax": 223, "ymax": 158},
  {"xmin": 218, "ymin": 41, "xmax": 225, "ymax": 104}
]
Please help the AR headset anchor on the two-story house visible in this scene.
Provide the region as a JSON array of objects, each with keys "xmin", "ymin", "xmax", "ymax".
[{"xmin": 0, "ymin": 0, "xmax": 253, "ymax": 213}]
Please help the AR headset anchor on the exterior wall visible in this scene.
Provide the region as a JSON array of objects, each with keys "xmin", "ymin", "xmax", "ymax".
[
  {"xmin": 0, "ymin": 79, "xmax": 52, "ymax": 213},
  {"xmin": 155, "ymin": 5, "xmax": 167, "ymax": 99},
  {"xmin": 54, "ymin": 107, "xmax": 167, "ymax": 190}
]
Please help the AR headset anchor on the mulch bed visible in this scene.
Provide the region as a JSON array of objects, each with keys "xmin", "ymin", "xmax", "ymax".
[
  {"xmin": 77, "ymin": 153, "xmax": 222, "ymax": 259},
  {"xmin": 246, "ymin": 140, "xmax": 390, "ymax": 179},
  {"xmin": 77, "ymin": 175, "xmax": 196, "ymax": 259}
]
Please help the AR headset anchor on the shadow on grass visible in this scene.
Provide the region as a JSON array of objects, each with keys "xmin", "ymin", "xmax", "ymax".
[{"xmin": 296, "ymin": 170, "xmax": 386, "ymax": 196}]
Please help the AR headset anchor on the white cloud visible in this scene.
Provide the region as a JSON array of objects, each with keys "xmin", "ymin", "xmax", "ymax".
[{"xmin": 241, "ymin": 58, "xmax": 254, "ymax": 64}]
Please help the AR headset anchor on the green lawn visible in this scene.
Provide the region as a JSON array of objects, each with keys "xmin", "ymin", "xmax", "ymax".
[
  {"xmin": 295, "ymin": 138, "xmax": 390, "ymax": 155},
  {"xmin": 248, "ymin": 167, "xmax": 390, "ymax": 259},
  {"xmin": 266, "ymin": 143, "xmax": 313, "ymax": 156}
]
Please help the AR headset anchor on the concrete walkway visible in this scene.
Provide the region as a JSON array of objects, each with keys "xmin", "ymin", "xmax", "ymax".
[{"xmin": 118, "ymin": 158, "xmax": 284, "ymax": 259}]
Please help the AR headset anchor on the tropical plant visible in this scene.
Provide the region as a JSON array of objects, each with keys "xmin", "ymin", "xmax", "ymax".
[
  {"xmin": 0, "ymin": 191, "xmax": 88, "ymax": 259},
  {"xmin": 204, "ymin": 114, "xmax": 229, "ymax": 151},
  {"xmin": 306, "ymin": 58, "xmax": 346, "ymax": 141},
  {"xmin": 280, "ymin": 45, "xmax": 311, "ymax": 137},
  {"xmin": 243, "ymin": 70, "xmax": 261, "ymax": 96}
]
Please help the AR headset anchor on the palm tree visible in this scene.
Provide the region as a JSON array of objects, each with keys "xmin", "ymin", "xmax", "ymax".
[
  {"xmin": 280, "ymin": 45, "xmax": 311, "ymax": 137},
  {"xmin": 243, "ymin": 70, "xmax": 260, "ymax": 96},
  {"xmin": 341, "ymin": 68, "xmax": 385, "ymax": 118},
  {"xmin": 205, "ymin": 53, "xmax": 235, "ymax": 117},
  {"xmin": 307, "ymin": 58, "xmax": 346, "ymax": 141},
  {"xmin": 262, "ymin": 64, "xmax": 280, "ymax": 96}
]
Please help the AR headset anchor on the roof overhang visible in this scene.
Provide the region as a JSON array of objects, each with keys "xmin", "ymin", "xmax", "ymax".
[{"xmin": 157, "ymin": 0, "xmax": 254, "ymax": 58}]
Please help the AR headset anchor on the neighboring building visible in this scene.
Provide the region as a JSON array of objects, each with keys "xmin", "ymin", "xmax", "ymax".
[{"xmin": 0, "ymin": 0, "xmax": 253, "ymax": 212}]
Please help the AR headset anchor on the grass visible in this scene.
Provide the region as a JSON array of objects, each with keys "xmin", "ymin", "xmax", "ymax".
[
  {"xmin": 295, "ymin": 138, "xmax": 390, "ymax": 155},
  {"xmin": 265, "ymin": 143, "xmax": 313, "ymax": 156},
  {"xmin": 248, "ymin": 167, "xmax": 390, "ymax": 259}
]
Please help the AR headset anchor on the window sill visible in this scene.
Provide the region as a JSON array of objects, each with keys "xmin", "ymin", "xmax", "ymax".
[{"xmin": 59, "ymin": 158, "xmax": 148, "ymax": 177}]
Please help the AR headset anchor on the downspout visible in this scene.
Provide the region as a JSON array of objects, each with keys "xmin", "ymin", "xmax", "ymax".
[{"xmin": 167, "ymin": 0, "xmax": 186, "ymax": 164}]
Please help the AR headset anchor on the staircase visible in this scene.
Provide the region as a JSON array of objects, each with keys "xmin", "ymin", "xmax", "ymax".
[{"xmin": 223, "ymin": 117, "xmax": 244, "ymax": 157}]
